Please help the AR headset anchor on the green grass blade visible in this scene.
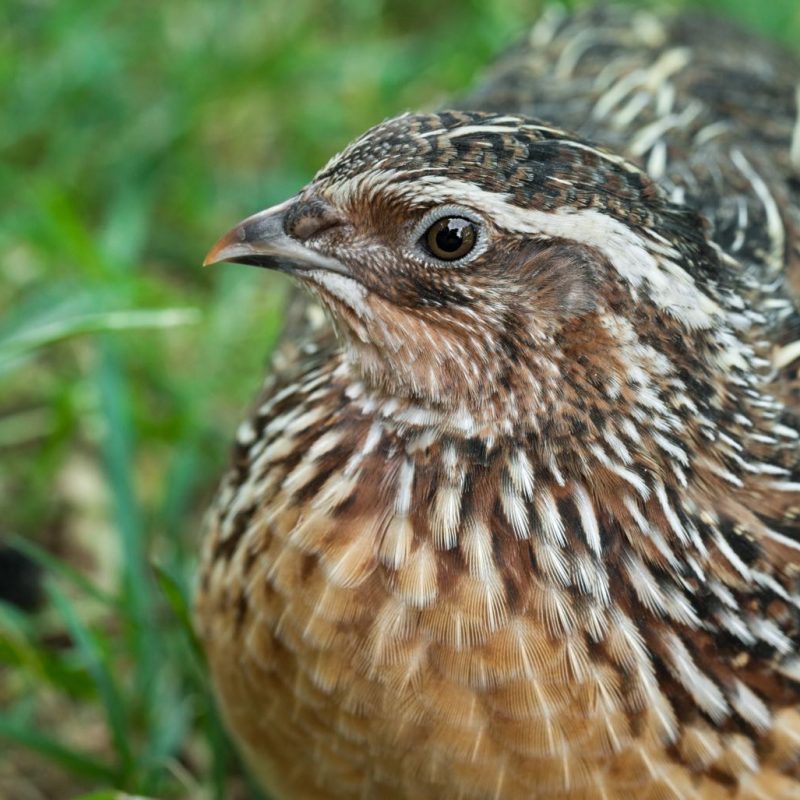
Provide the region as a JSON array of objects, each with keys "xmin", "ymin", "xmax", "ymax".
[
  {"xmin": 71, "ymin": 793, "xmax": 157, "ymax": 800},
  {"xmin": 94, "ymin": 335, "xmax": 158, "ymax": 704},
  {"xmin": 0, "ymin": 600, "xmax": 97, "ymax": 698},
  {"xmin": 0, "ymin": 719, "xmax": 117, "ymax": 784},
  {"xmin": 152, "ymin": 562, "xmax": 204, "ymax": 664},
  {"xmin": 0, "ymin": 307, "xmax": 200, "ymax": 371},
  {"xmin": 46, "ymin": 580, "xmax": 133, "ymax": 780},
  {"xmin": 8, "ymin": 534, "xmax": 117, "ymax": 606}
]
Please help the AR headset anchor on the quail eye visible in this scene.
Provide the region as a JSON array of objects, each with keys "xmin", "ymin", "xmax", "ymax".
[{"xmin": 424, "ymin": 217, "xmax": 477, "ymax": 261}]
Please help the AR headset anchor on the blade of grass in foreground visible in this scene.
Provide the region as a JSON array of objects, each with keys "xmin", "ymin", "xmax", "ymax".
[
  {"xmin": 0, "ymin": 599, "xmax": 98, "ymax": 699},
  {"xmin": 0, "ymin": 307, "xmax": 200, "ymax": 375},
  {"xmin": 0, "ymin": 719, "xmax": 117, "ymax": 784},
  {"xmin": 9, "ymin": 534, "xmax": 117, "ymax": 607},
  {"xmin": 71, "ymin": 792, "xmax": 157, "ymax": 800},
  {"xmin": 94, "ymin": 334, "xmax": 158, "ymax": 707},
  {"xmin": 153, "ymin": 562, "xmax": 204, "ymax": 664},
  {"xmin": 47, "ymin": 580, "xmax": 134, "ymax": 783}
]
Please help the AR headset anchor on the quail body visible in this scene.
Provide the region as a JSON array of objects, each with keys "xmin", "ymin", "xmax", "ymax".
[{"xmin": 196, "ymin": 7, "xmax": 800, "ymax": 799}]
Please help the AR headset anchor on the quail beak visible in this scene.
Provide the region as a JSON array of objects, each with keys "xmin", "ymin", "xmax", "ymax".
[{"xmin": 203, "ymin": 198, "xmax": 350, "ymax": 276}]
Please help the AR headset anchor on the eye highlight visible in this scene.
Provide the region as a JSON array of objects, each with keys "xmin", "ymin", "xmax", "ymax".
[{"xmin": 424, "ymin": 217, "xmax": 477, "ymax": 261}]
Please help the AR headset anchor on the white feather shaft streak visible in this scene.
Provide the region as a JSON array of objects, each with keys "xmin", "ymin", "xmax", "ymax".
[
  {"xmin": 501, "ymin": 479, "xmax": 529, "ymax": 539},
  {"xmin": 592, "ymin": 47, "xmax": 691, "ymax": 120},
  {"xmin": 461, "ymin": 517, "xmax": 497, "ymax": 580},
  {"xmin": 629, "ymin": 101, "xmax": 702, "ymax": 157},
  {"xmin": 664, "ymin": 633, "xmax": 730, "ymax": 722},
  {"xmin": 425, "ymin": 124, "xmax": 521, "ymax": 139},
  {"xmin": 774, "ymin": 339, "xmax": 800, "ymax": 371},
  {"xmin": 430, "ymin": 464, "xmax": 465, "ymax": 549},
  {"xmin": 508, "ymin": 449, "xmax": 535, "ymax": 498},
  {"xmin": 731, "ymin": 149, "xmax": 785, "ymax": 273},
  {"xmin": 573, "ymin": 483, "xmax": 601, "ymax": 556},
  {"xmin": 528, "ymin": 3, "xmax": 567, "ymax": 47},
  {"xmin": 653, "ymin": 481, "xmax": 689, "ymax": 545},
  {"xmin": 536, "ymin": 487, "xmax": 566, "ymax": 546}
]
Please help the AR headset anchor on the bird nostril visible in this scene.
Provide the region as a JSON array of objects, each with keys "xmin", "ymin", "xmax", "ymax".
[{"xmin": 284, "ymin": 198, "xmax": 344, "ymax": 242}]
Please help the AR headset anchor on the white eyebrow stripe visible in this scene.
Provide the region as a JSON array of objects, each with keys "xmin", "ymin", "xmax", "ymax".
[
  {"xmin": 388, "ymin": 175, "xmax": 720, "ymax": 329},
  {"xmin": 325, "ymin": 168, "xmax": 721, "ymax": 330}
]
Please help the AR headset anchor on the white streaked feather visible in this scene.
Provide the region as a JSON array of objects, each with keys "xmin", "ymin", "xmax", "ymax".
[
  {"xmin": 507, "ymin": 449, "xmax": 535, "ymax": 499},
  {"xmin": 571, "ymin": 553, "xmax": 610, "ymax": 604},
  {"xmin": 501, "ymin": 480, "xmax": 529, "ymax": 539},
  {"xmin": 718, "ymin": 609, "xmax": 756, "ymax": 645},
  {"xmin": 777, "ymin": 658, "xmax": 800, "ymax": 684},
  {"xmin": 729, "ymin": 682, "xmax": 771, "ymax": 732},
  {"xmin": 731, "ymin": 149, "xmax": 785, "ymax": 273},
  {"xmin": 664, "ymin": 633, "xmax": 730, "ymax": 722},
  {"xmin": 712, "ymin": 529, "xmax": 753, "ymax": 582},
  {"xmin": 536, "ymin": 487, "xmax": 566, "ymax": 546},
  {"xmin": 461, "ymin": 517, "xmax": 497, "ymax": 581},
  {"xmin": 533, "ymin": 540, "xmax": 571, "ymax": 587},
  {"xmin": 379, "ymin": 515, "xmax": 414, "ymax": 568},
  {"xmin": 311, "ymin": 471, "xmax": 359, "ymax": 515},
  {"xmin": 653, "ymin": 481, "xmax": 689, "ymax": 545},
  {"xmin": 394, "ymin": 459, "xmax": 415, "ymax": 515},
  {"xmin": 749, "ymin": 616, "xmax": 794, "ymax": 654},
  {"xmin": 624, "ymin": 553, "xmax": 668, "ymax": 614},
  {"xmin": 573, "ymin": 483, "xmax": 602, "ymax": 556},
  {"xmin": 306, "ymin": 428, "xmax": 345, "ymax": 462},
  {"xmin": 430, "ymin": 482, "xmax": 463, "ymax": 549}
]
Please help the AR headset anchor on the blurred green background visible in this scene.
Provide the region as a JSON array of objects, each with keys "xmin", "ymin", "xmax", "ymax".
[{"xmin": 1, "ymin": 0, "xmax": 799, "ymax": 798}]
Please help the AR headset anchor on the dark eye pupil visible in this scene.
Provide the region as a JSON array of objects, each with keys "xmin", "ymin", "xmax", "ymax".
[
  {"xmin": 425, "ymin": 217, "xmax": 476, "ymax": 261},
  {"xmin": 436, "ymin": 220, "xmax": 468, "ymax": 252}
]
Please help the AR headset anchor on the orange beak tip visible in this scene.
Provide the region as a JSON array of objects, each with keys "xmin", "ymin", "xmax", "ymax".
[{"xmin": 202, "ymin": 229, "xmax": 239, "ymax": 267}]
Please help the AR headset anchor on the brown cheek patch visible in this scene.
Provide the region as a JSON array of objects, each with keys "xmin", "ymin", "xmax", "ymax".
[{"xmin": 513, "ymin": 240, "xmax": 601, "ymax": 321}]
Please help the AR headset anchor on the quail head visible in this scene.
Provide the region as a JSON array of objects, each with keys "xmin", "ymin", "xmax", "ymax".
[{"xmin": 196, "ymin": 7, "xmax": 800, "ymax": 800}]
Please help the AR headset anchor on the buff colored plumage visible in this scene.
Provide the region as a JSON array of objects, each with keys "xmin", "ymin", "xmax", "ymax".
[{"xmin": 196, "ymin": 7, "xmax": 800, "ymax": 799}]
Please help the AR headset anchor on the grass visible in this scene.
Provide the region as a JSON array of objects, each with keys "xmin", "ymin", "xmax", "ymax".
[{"xmin": 1, "ymin": 0, "xmax": 799, "ymax": 798}]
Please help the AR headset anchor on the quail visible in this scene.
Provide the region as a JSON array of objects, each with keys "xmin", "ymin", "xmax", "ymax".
[{"xmin": 196, "ymin": 6, "xmax": 800, "ymax": 799}]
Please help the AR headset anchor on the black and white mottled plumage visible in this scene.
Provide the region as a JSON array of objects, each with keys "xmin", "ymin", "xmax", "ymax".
[{"xmin": 197, "ymin": 7, "xmax": 800, "ymax": 799}]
